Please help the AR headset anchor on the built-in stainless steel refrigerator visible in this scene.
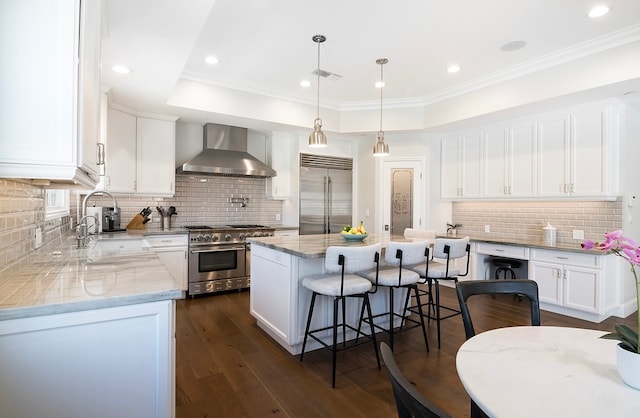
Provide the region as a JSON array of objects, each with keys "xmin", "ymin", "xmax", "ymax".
[{"xmin": 299, "ymin": 153, "xmax": 353, "ymax": 235}]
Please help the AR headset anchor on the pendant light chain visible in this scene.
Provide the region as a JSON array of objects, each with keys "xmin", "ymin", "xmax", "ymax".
[
  {"xmin": 316, "ymin": 40, "xmax": 321, "ymax": 120},
  {"xmin": 379, "ymin": 61, "xmax": 384, "ymax": 133}
]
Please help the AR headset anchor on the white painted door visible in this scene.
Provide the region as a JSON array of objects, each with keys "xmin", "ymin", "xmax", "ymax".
[
  {"xmin": 381, "ymin": 158, "xmax": 424, "ymax": 235},
  {"xmin": 483, "ymin": 126, "xmax": 508, "ymax": 198},
  {"xmin": 440, "ymin": 135, "xmax": 461, "ymax": 198},
  {"xmin": 104, "ymin": 108, "xmax": 136, "ymax": 192},
  {"xmin": 508, "ymin": 121, "xmax": 537, "ymax": 197},
  {"xmin": 570, "ymin": 105, "xmax": 608, "ymax": 196},
  {"xmin": 538, "ymin": 114, "xmax": 570, "ymax": 196},
  {"xmin": 136, "ymin": 117, "xmax": 176, "ymax": 195},
  {"xmin": 460, "ymin": 132, "xmax": 484, "ymax": 198}
]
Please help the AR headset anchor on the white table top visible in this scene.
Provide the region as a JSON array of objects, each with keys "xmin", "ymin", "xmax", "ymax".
[{"xmin": 456, "ymin": 326, "xmax": 640, "ymax": 417}]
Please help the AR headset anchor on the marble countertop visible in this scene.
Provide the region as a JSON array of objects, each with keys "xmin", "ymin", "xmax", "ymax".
[
  {"xmin": 0, "ymin": 231, "xmax": 183, "ymax": 321},
  {"xmin": 250, "ymin": 232, "xmax": 597, "ymax": 259}
]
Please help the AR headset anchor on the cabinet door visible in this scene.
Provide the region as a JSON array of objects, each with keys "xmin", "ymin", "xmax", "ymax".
[
  {"xmin": 537, "ymin": 114, "xmax": 569, "ymax": 196},
  {"xmin": 508, "ymin": 122, "xmax": 537, "ymax": 197},
  {"xmin": 267, "ymin": 133, "xmax": 291, "ymax": 199},
  {"xmin": 440, "ymin": 135, "xmax": 461, "ymax": 198},
  {"xmin": 104, "ymin": 108, "xmax": 136, "ymax": 193},
  {"xmin": 570, "ymin": 106, "xmax": 608, "ymax": 196},
  {"xmin": 529, "ymin": 261, "xmax": 562, "ymax": 305},
  {"xmin": 136, "ymin": 117, "xmax": 175, "ymax": 195},
  {"xmin": 156, "ymin": 249, "xmax": 188, "ymax": 291},
  {"xmin": 460, "ymin": 132, "xmax": 483, "ymax": 198},
  {"xmin": 483, "ymin": 127, "xmax": 508, "ymax": 198},
  {"xmin": 564, "ymin": 266, "xmax": 599, "ymax": 313}
]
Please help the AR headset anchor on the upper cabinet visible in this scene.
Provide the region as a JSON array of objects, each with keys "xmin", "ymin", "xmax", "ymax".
[
  {"xmin": 441, "ymin": 132, "xmax": 483, "ymax": 199},
  {"xmin": 101, "ymin": 106, "xmax": 176, "ymax": 196},
  {"xmin": 442, "ymin": 99, "xmax": 620, "ymax": 200},
  {"xmin": 266, "ymin": 132, "xmax": 292, "ymax": 199},
  {"xmin": 0, "ymin": 0, "xmax": 101, "ymax": 187}
]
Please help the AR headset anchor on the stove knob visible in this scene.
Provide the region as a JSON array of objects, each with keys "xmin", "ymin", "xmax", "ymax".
[
  {"xmin": 203, "ymin": 234, "xmax": 211, "ymax": 242},
  {"xmin": 224, "ymin": 234, "xmax": 232, "ymax": 241},
  {"xmin": 211, "ymin": 235, "xmax": 219, "ymax": 242},
  {"xmin": 239, "ymin": 233, "xmax": 246, "ymax": 239},
  {"xmin": 196, "ymin": 234, "xmax": 204, "ymax": 241},
  {"xmin": 265, "ymin": 232, "xmax": 273, "ymax": 237},
  {"xmin": 253, "ymin": 231, "xmax": 261, "ymax": 237}
]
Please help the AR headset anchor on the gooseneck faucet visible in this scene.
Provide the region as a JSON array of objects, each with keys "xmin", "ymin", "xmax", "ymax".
[{"xmin": 77, "ymin": 191, "xmax": 119, "ymax": 248}]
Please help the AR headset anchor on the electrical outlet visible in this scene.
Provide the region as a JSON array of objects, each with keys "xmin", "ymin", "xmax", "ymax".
[
  {"xmin": 275, "ymin": 214, "xmax": 281, "ymax": 221},
  {"xmin": 572, "ymin": 230, "xmax": 584, "ymax": 240},
  {"xmin": 484, "ymin": 225, "xmax": 491, "ymax": 233}
]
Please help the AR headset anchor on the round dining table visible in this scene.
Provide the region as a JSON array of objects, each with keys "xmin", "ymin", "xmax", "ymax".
[{"xmin": 456, "ymin": 326, "xmax": 640, "ymax": 417}]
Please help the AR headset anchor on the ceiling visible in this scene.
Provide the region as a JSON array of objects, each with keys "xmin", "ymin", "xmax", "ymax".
[{"xmin": 101, "ymin": 0, "xmax": 640, "ymax": 133}]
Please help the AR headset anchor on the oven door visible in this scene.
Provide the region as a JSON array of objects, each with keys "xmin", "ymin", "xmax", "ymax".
[{"xmin": 189, "ymin": 244, "xmax": 246, "ymax": 282}]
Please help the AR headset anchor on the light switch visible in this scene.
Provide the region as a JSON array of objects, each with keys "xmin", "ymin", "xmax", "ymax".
[{"xmin": 572, "ymin": 230, "xmax": 584, "ymax": 240}]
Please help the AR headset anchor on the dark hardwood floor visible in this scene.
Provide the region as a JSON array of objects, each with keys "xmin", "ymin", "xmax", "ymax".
[{"xmin": 175, "ymin": 285, "xmax": 635, "ymax": 418}]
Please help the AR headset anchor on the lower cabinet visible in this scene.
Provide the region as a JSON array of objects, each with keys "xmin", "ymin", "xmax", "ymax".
[
  {"xmin": 146, "ymin": 234, "xmax": 188, "ymax": 292},
  {"xmin": 529, "ymin": 248, "xmax": 618, "ymax": 321},
  {"xmin": 0, "ymin": 300, "xmax": 176, "ymax": 418}
]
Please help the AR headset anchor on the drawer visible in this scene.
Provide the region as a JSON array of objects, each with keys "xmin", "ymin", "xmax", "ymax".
[
  {"xmin": 145, "ymin": 234, "xmax": 188, "ymax": 248},
  {"xmin": 476, "ymin": 242, "xmax": 528, "ymax": 259},
  {"xmin": 530, "ymin": 248, "xmax": 601, "ymax": 268}
]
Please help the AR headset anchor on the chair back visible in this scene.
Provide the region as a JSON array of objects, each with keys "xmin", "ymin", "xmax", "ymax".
[
  {"xmin": 432, "ymin": 237, "xmax": 469, "ymax": 259},
  {"xmin": 380, "ymin": 342, "xmax": 452, "ymax": 418},
  {"xmin": 385, "ymin": 240, "xmax": 430, "ymax": 266},
  {"xmin": 456, "ymin": 279, "xmax": 541, "ymax": 340},
  {"xmin": 404, "ymin": 228, "xmax": 436, "ymax": 240},
  {"xmin": 325, "ymin": 243, "xmax": 382, "ymax": 274}
]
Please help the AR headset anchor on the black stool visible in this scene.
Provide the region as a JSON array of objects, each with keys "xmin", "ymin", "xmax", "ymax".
[{"xmin": 491, "ymin": 258, "xmax": 521, "ymax": 280}]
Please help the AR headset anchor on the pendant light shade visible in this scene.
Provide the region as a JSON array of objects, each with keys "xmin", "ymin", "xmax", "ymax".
[
  {"xmin": 373, "ymin": 58, "xmax": 389, "ymax": 157},
  {"xmin": 309, "ymin": 35, "xmax": 327, "ymax": 148}
]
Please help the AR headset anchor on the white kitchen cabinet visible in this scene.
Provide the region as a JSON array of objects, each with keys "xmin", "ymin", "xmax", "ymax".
[
  {"xmin": 0, "ymin": 0, "xmax": 101, "ymax": 187},
  {"xmin": 529, "ymin": 248, "xmax": 618, "ymax": 320},
  {"xmin": 266, "ymin": 132, "xmax": 292, "ymax": 199},
  {"xmin": 0, "ymin": 300, "xmax": 175, "ymax": 418},
  {"xmin": 483, "ymin": 123, "xmax": 536, "ymax": 198},
  {"xmin": 102, "ymin": 109, "xmax": 176, "ymax": 196},
  {"xmin": 146, "ymin": 234, "xmax": 188, "ymax": 292},
  {"xmin": 537, "ymin": 101, "xmax": 618, "ymax": 198},
  {"xmin": 441, "ymin": 132, "xmax": 483, "ymax": 199}
]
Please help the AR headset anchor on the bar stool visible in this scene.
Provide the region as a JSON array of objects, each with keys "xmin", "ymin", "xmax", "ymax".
[
  {"xmin": 357, "ymin": 240, "xmax": 430, "ymax": 352},
  {"xmin": 491, "ymin": 258, "xmax": 521, "ymax": 280},
  {"xmin": 300, "ymin": 243, "xmax": 382, "ymax": 388}
]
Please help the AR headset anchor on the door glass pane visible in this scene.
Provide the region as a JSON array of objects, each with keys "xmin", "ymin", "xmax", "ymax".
[{"xmin": 390, "ymin": 168, "xmax": 413, "ymax": 235}]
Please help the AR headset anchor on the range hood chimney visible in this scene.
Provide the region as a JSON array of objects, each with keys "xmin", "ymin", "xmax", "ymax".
[{"xmin": 178, "ymin": 123, "xmax": 276, "ymax": 177}]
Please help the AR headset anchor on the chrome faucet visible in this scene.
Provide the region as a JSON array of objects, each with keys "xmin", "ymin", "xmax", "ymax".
[{"xmin": 78, "ymin": 191, "xmax": 119, "ymax": 248}]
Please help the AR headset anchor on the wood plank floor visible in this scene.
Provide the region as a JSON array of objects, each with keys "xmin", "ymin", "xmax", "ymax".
[{"xmin": 175, "ymin": 286, "xmax": 635, "ymax": 418}]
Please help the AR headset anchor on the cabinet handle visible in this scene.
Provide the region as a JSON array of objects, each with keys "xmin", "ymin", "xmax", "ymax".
[
  {"xmin": 503, "ymin": 186, "xmax": 507, "ymax": 195},
  {"xmin": 133, "ymin": 180, "xmax": 137, "ymax": 191},
  {"xmin": 495, "ymin": 248, "xmax": 505, "ymax": 252},
  {"xmin": 563, "ymin": 184, "xmax": 568, "ymax": 193},
  {"xmin": 97, "ymin": 143, "xmax": 105, "ymax": 165},
  {"xmin": 508, "ymin": 185, "xmax": 512, "ymax": 195},
  {"xmin": 170, "ymin": 182, "xmax": 173, "ymax": 192},
  {"xmin": 556, "ymin": 256, "xmax": 569, "ymax": 260},
  {"xmin": 570, "ymin": 183, "xmax": 575, "ymax": 193}
]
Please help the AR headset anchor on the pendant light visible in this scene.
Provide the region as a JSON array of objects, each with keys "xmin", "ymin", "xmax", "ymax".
[
  {"xmin": 309, "ymin": 35, "xmax": 327, "ymax": 148},
  {"xmin": 373, "ymin": 58, "xmax": 389, "ymax": 157}
]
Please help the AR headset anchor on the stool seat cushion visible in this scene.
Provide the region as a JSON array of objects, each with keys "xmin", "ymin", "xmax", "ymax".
[
  {"xmin": 302, "ymin": 274, "xmax": 372, "ymax": 296},
  {"xmin": 358, "ymin": 265, "xmax": 420, "ymax": 286},
  {"xmin": 410, "ymin": 261, "xmax": 461, "ymax": 279}
]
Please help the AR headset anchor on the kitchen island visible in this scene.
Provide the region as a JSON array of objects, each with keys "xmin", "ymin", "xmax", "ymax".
[
  {"xmin": 248, "ymin": 233, "xmax": 417, "ymax": 355},
  {"xmin": 0, "ymin": 232, "xmax": 182, "ymax": 418}
]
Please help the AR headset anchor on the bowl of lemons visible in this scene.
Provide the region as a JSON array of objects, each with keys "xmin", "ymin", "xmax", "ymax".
[{"xmin": 340, "ymin": 223, "xmax": 368, "ymax": 241}]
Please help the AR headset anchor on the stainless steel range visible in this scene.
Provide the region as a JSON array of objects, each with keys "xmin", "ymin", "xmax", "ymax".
[{"xmin": 186, "ymin": 224, "xmax": 275, "ymax": 296}]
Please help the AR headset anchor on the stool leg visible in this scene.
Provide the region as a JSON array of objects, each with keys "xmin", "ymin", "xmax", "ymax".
[
  {"xmin": 435, "ymin": 279, "xmax": 442, "ymax": 349},
  {"xmin": 412, "ymin": 284, "xmax": 430, "ymax": 352},
  {"xmin": 389, "ymin": 287, "xmax": 395, "ymax": 350},
  {"xmin": 364, "ymin": 293, "xmax": 381, "ymax": 370},
  {"xmin": 332, "ymin": 297, "xmax": 339, "ymax": 388},
  {"xmin": 300, "ymin": 292, "xmax": 317, "ymax": 361},
  {"xmin": 341, "ymin": 297, "xmax": 347, "ymax": 347}
]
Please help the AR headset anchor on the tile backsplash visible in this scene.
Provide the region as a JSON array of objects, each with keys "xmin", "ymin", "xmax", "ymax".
[
  {"xmin": 452, "ymin": 200, "xmax": 622, "ymax": 243},
  {"xmin": 79, "ymin": 174, "xmax": 283, "ymax": 229}
]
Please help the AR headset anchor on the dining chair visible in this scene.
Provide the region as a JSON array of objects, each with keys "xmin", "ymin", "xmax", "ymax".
[
  {"xmin": 408, "ymin": 237, "xmax": 471, "ymax": 349},
  {"xmin": 357, "ymin": 240, "xmax": 430, "ymax": 351},
  {"xmin": 455, "ymin": 279, "xmax": 541, "ymax": 339},
  {"xmin": 380, "ymin": 342, "xmax": 453, "ymax": 418},
  {"xmin": 300, "ymin": 243, "xmax": 382, "ymax": 388}
]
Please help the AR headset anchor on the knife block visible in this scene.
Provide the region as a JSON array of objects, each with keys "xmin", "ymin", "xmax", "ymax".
[{"xmin": 126, "ymin": 214, "xmax": 146, "ymax": 230}]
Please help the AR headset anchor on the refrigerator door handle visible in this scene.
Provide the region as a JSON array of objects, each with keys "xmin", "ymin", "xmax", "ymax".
[
  {"xmin": 327, "ymin": 176, "xmax": 332, "ymax": 234},
  {"xmin": 324, "ymin": 176, "xmax": 329, "ymax": 234}
]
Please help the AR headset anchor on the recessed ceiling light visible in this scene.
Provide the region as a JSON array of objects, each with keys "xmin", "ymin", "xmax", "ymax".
[
  {"xmin": 111, "ymin": 65, "xmax": 131, "ymax": 74},
  {"xmin": 588, "ymin": 5, "xmax": 610, "ymax": 18},
  {"xmin": 500, "ymin": 41, "xmax": 527, "ymax": 52},
  {"xmin": 447, "ymin": 65, "xmax": 460, "ymax": 74},
  {"xmin": 205, "ymin": 55, "xmax": 219, "ymax": 65},
  {"xmin": 375, "ymin": 81, "xmax": 385, "ymax": 88},
  {"xmin": 300, "ymin": 80, "xmax": 311, "ymax": 87}
]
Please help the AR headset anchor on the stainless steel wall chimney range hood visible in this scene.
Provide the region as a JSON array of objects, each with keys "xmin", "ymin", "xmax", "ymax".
[{"xmin": 177, "ymin": 123, "xmax": 276, "ymax": 177}]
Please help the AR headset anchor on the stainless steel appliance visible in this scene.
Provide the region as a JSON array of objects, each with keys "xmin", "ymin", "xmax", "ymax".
[
  {"xmin": 186, "ymin": 224, "xmax": 274, "ymax": 295},
  {"xmin": 299, "ymin": 153, "xmax": 353, "ymax": 235},
  {"xmin": 102, "ymin": 207, "xmax": 124, "ymax": 232}
]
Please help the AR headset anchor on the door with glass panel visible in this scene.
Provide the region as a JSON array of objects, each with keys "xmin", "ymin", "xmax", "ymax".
[{"xmin": 381, "ymin": 159, "xmax": 424, "ymax": 235}]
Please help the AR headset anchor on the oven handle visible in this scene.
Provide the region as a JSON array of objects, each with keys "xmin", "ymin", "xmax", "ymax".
[{"xmin": 190, "ymin": 246, "xmax": 246, "ymax": 254}]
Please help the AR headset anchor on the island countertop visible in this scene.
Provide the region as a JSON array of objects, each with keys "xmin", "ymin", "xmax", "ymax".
[
  {"xmin": 0, "ymin": 231, "xmax": 183, "ymax": 321},
  {"xmin": 249, "ymin": 232, "xmax": 596, "ymax": 259}
]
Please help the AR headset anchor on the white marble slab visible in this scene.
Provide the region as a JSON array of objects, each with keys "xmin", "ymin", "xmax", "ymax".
[
  {"xmin": 0, "ymin": 232, "xmax": 182, "ymax": 320},
  {"xmin": 456, "ymin": 326, "xmax": 640, "ymax": 417}
]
